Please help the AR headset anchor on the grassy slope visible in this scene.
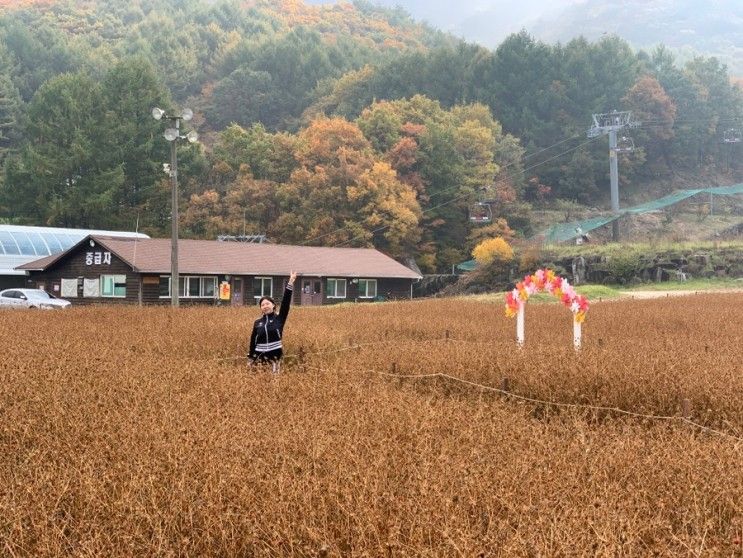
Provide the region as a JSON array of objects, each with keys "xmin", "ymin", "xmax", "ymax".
[{"xmin": 456, "ymin": 278, "xmax": 743, "ymax": 305}]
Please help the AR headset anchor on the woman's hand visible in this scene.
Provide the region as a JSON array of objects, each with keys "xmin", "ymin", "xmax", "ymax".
[{"xmin": 289, "ymin": 271, "xmax": 297, "ymax": 286}]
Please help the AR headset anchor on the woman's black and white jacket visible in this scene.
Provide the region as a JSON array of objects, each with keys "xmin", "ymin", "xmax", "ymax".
[{"xmin": 248, "ymin": 284, "xmax": 293, "ymax": 362}]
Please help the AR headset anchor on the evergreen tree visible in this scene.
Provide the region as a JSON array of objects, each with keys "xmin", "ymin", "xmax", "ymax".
[
  {"xmin": 101, "ymin": 57, "xmax": 172, "ymax": 228},
  {"xmin": 0, "ymin": 44, "xmax": 23, "ymax": 163},
  {"xmin": 8, "ymin": 72, "xmax": 124, "ymax": 227},
  {"xmin": 0, "ymin": 18, "xmax": 81, "ymax": 102}
]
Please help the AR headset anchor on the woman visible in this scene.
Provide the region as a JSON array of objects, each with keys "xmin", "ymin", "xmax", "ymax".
[{"xmin": 248, "ymin": 271, "xmax": 297, "ymax": 372}]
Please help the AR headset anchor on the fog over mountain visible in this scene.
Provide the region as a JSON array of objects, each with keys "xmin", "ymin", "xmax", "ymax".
[
  {"xmin": 309, "ymin": 0, "xmax": 743, "ymax": 74},
  {"xmin": 308, "ymin": 0, "xmax": 571, "ymax": 39}
]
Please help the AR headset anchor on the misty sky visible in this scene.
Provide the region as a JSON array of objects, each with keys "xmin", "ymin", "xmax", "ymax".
[
  {"xmin": 307, "ymin": 0, "xmax": 579, "ymax": 46},
  {"xmin": 306, "ymin": 0, "xmax": 743, "ymax": 74}
]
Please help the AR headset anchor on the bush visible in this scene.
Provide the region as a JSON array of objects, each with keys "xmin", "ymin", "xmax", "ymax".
[
  {"xmin": 605, "ymin": 252, "xmax": 644, "ymax": 284},
  {"xmin": 472, "ymin": 237, "xmax": 514, "ymax": 265}
]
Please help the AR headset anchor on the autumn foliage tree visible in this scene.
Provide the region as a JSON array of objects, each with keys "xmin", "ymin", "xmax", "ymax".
[
  {"xmin": 1, "ymin": 0, "xmax": 742, "ymax": 241},
  {"xmin": 356, "ymin": 96, "xmax": 524, "ymax": 271},
  {"xmin": 467, "ymin": 217, "xmax": 514, "ymax": 247},
  {"xmin": 623, "ymin": 75, "xmax": 677, "ymax": 173},
  {"xmin": 472, "ymin": 237, "xmax": 514, "ymax": 265},
  {"xmin": 274, "ymin": 117, "xmax": 421, "ymax": 256},
  {"xmin": 182, "ymin": 165, "xmax": 281, "ymax": 239}
]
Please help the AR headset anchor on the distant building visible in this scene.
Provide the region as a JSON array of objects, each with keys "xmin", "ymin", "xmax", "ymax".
[
  {"xmin": 0, "ymin": 225, "xmax": 148, "ymax": 290},
  {"xmin": 17, "ymin": 235, "xmax": 421, "ymax": 305}
]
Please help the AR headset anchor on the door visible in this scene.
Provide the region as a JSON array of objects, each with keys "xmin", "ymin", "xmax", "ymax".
[
  {"xmin": 300, "ymin": 278, "xmax": 323, "ymax": 306},
  {"xmin": 231, "ymin": 278, "xmax": 243, "ymax": 306}
]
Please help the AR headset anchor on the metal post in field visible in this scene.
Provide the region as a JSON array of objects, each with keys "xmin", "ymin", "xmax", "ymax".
[
  {"xmin": 170, "ymin": 122, "xmax": 179, "ymax": 308},
  {"xmin": 152, "ymin": 107, "xmax": 198, "ymax": 308}
]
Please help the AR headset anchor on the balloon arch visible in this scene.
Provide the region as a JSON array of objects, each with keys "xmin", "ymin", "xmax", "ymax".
[{"xmin": 505, "ymin": 269, "xmax": 590, "ymax": 349}]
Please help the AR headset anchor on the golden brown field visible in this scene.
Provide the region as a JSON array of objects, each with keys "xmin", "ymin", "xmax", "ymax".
[{"xmin": 1, "ymin": 294, "xmax": 742, "ymax": 556}]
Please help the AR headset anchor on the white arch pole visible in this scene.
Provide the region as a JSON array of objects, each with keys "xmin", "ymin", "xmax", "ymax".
[
  {"xmin": 516, "ymin": 305, "xmax": 525, "ymax": 347},
  {"xmin": 573, "ymin": 318, "xmax": 582, "ymax": 350}
]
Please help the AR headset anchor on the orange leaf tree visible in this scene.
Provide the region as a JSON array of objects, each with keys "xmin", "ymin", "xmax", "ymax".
[{"xmin": 274, "ymin": 117, "xmax": 421, "ymax": 257}]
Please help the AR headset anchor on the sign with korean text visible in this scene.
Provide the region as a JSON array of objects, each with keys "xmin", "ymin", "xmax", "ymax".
[{"xmin": 85, "ymin": 251, "xmax": 112, "ymax": 266}]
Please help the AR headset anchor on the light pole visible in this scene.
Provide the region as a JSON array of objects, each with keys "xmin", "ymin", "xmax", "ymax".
[{"xmin": 151, "ymin": 107, "xmax": 198, "ymax": 307}]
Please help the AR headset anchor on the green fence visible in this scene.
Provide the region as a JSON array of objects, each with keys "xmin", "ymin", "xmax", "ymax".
[{"xmin": 541, "ymin": 183, "xmax": 743, "ymax": 244}]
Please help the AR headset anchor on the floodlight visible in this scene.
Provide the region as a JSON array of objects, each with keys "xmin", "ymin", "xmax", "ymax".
[
  {"xmin": 186, "ymin": 130, "xmax": 198, "ymax": 143},
  {"xmin": 181, "ymin": 108, "xmax": 193, "ymax": 121},
  {"xmin": 151, "ymin": 107, "xmax": 165, "ymax": 120},
  {"xmin": 163, "ymin": 128, "xmax": 179, "ymax": 141}
]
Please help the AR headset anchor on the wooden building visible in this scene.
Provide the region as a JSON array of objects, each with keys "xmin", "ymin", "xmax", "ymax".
[
  {"xmin": 17, "ymin": 235, "xmax": 421, "ymax": 306},
  {"xmin": 0, "ymin": 224, "xmax": 147, "ymax": 290}
]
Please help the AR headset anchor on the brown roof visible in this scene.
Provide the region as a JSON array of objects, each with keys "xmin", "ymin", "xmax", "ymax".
[
  {"xmin": 13, "ymin": 234, "xmax": 123, "ymax": 271},
  {"xmin": 19, "ymin": 236, "xmax": 422, "ymax": 279},
  {"xmin": 17, "ymin": 251, "xmax": 59, "ymax": 269}
]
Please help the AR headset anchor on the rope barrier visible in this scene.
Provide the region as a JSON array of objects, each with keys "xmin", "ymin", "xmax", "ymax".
[
  {"xmin": 335, "ymin": 365, "xmax": 743, "ymax": 444},
  {"xmin": 193, "ymin": 338, "xmax": 743, "ymax": 444}
]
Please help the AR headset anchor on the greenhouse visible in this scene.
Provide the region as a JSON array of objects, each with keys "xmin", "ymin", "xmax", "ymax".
[{"xmin": 0, "ymin": 225, "xmax": 147, "ymax": 289}]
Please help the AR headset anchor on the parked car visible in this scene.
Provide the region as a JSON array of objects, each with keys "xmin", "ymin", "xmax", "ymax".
[{"xmin": 0, "ymin": 288, "xmax": 72, "ymax": 309}]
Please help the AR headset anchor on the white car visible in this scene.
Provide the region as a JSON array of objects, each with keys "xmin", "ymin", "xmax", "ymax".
[{"xmin": 0, "ymin": 288, "xmax": 72, "ymax": 309}]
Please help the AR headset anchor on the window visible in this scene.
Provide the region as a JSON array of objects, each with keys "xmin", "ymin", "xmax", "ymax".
[
  {"xmin": 101, "ymin": 274, "xmax": 127, "ymax": 298},
  {"xmin": 358, "ymin": 279, "xmax": 377, "ymax": 299},
  {"xmin": 83, "ymin": 279, "xmax": 99, "ymax": 297},
  {"xmin": 202, "ymin": 277, "xmax": 216, "ymax": 297},
  {"xmin": 159, "ymin": 276, "xmax": 217, "ymax": 298},
  {"xmin": 252, "ymin": 277, "xmax": 272, "ymax": 299},
  {"xmin": 159, "ymin": 276, "xmax": 170, "ymax": 298},
  {"xmin": 327, "ymin": 278, "xmax": 346, "ymax": 298},
  {"xmin": 61, "ymin": 278, "xmax": 78, "ymax": 298},
  {"xmin": 26, "ymin": 290, "xmax": 52, "ymax": 301},
  {"xmin": 188, "ymin": 277, "xmax": 201, "ymax": 297}
]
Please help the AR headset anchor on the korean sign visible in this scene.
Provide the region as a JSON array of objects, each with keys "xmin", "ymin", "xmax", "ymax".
[{"xmin": 85, "ymin": 251, "xmax": 112, "ymax": 265}]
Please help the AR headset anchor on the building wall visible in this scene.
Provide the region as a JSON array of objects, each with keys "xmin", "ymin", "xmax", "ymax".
[
  {"xmin": 343, "ymin": 277, "xmax": 413, "ymax": 303},
  {"xmin": 233, "ymin": 275, "xmax": 298, "ymax": 308},
  {"xmin": 140, "ymin": 273, "xmax": 228, "ymax": 306},
  {"xmin": 27, "ymin": 243, "xmax": 138, "ymax": 305},
  {"xmin": 1, "ymin": 225, "xmax": 147, "ymax": 293},
  {"xmin": 0, "ymin": 275, "xmax": 26, "ymax": 290},
  {"xmin": 142, "ymin": 275, "xmax": 413, "ymax": 306},
  {"xmin": 25, "ymin": 240, "xmax": 416, "ymax": 306},
  {"xmin": 297, "ymin": 276, "xmax": 413, "ymax": 305}
]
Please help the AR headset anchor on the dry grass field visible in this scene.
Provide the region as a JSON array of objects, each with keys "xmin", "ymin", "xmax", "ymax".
[{"xmin": 1, "ymin": 293, "xmax": 742, "ymax": 556}]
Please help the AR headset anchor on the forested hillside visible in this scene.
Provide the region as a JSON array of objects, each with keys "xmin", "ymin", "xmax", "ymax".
[
  {"xmin": 530, "ymin": 0, "xmax": 743, "ymax": 76},
  {"xmin": 312, "ymin": 0, "xmax": 743, "ymax": 75},
  {"xmin": 0, "ymin": 0, "xmax": 741, "ymax": 272}
]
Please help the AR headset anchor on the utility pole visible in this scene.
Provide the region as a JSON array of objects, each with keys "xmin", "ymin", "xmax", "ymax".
[
  {"xmin": 721, "ymin": 128, "xmax": 741, "ymax": 174},
  {"xmin": 170, "ymin": 118, "xmax": 179, "ymax": 307},
  {"xmin": 152, "ymin": 107, "xmax": 198, "ymax": 307},
  {"xmin": 588, "ymin": 110, "xmax": 638, "ymax": 241}
]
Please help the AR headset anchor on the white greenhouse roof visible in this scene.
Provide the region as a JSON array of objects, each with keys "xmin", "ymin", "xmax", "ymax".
[{"xmin": 0, "ymin": 225, "xmax": 148, "ymax": 275}]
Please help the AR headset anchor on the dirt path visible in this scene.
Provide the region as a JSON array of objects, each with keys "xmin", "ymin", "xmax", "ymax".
[{"xmin": 619, "ymin": 288, "xmax": 743, "ymax": 300}]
